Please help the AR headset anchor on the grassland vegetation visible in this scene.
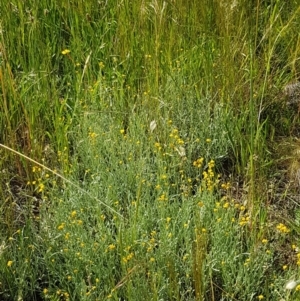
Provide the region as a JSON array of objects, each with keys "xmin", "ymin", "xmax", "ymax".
[{"xmin": 1, "ymin": 0, "xmax": 300, "ymax": 300}]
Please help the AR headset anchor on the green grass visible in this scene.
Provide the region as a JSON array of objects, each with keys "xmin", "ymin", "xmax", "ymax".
[{"xmin": 1, "ymin": 0, "xmax": 300, "ymax": 300}]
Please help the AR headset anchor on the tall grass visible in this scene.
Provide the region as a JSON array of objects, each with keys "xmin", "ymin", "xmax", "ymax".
[{"xmin": 1, "ymin": 0, "xmax": 300, "ymax": 300}]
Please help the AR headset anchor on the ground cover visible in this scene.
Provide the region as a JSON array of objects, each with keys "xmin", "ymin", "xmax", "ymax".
[{"xmin": 1, "ymin": 1, "xmax": 300, "ymax": 300}]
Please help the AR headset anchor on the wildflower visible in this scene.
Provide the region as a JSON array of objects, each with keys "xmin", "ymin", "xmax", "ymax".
[
  {"xmin": 193, "ymin": 157, "xmax": 204, "ymax": 168},
  {"xmin": 276, "ymin": 223, "xmax": 290, "ymax": 233},
  {"xmin": 183, "ymin": 254, "xmax": 189, "ymax": 261},
  {"xmin": 7, "ymin": 260, "xmax": 13, "ymax": 267},
  {"xmin": 261, "ymin": 239, "xmax": 268, "ymax": 244},
  {"xmin": 158, "ymin": 194, "xmax": 167, "ymax": 201},
  {"xmin": 43, "ymin": 288, "xmax": 48, "ymax": 294},
  {"xmin": 122, "ymin": 252, "xmax": 134, "ymax": 263},
  {"xmin": 258, "ymin": 295, "xmax": 264, "ymax": 300},
  {"xmin": 177, "ymin": 138, "xmax": 184, "ymax": 145},
  {"xmin": 244, "ymin": 258, "xmax": 250, "ymax": 266},
  {"xmin": 239, "ymin": 215, "xmax": 249, "ymax": 226},
  {"xmin": 282, "ymin": 265, "xmax": 288, "ymax": 270},
  {"xmin": 70, "ymin": 211, "xmax": 77, "ymax": 218},
  {"xmin": 108, "ymin": 244, "xmax": 116, "ymax": 251},
  {"xmin": 223, "ymin": 202, "xmax": 230, "ymax": 209},
  {"xmin": 88, "ymin": 131, "xmax": 97, "ymax": 140},
  {"xmin": 154, "ymin": 142, "xmax": 162, "ymax": 151},
  {"xmin": 208, "ymin": 159, "xmax": 215, "ymax": 168},
  {"xmin": 61, "ymin": 49, "xmax": 70, "ymax": 55},
  {"xmin": 221, "ymin": 182, "xmax": 231, "ymax": 190},
  {"xmin": 57, "ymin": 223, "xmax": 65, "ymax": 230},
  {"xmin": 38, "ymin": 183, "xmax": 45, "ymax": 192},
  {"xmin": 292, "ymin": 244, "xmax": 298, "ymax": 251}
]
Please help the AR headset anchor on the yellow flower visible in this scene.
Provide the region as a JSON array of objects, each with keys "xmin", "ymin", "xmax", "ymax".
[
  {"xmin": 258, "ymin": 295, "xmax": 264, "ymax": 300},
  {"xmin": 223, "ymin": 202, "xmax": 230, "ymax": 209},
  {"xmin": 7, "ymin": 261, "xmax": 13, "ymax": 267},
  {"xmin": 158, "ymin": 194, "xmax": 167, "ymax": 201},
  {"xmin": 193, "ymin": 157, "xmax": 204, "ymax": 168},
  {"xmin": 70, "ymin": 211, "xmax": 77, "ymax": 218},
  {"xmin": 57, "ymin": 223, "xmax": 65, "ymax": 230},
  {"xmin": 38, "ymin": 183, "xmax": 45, "ymax": 192},
  {"xmin": 108, "ymin": 244, "xmax": 116, "ymax": 251},
  {"xmin": 61, "ymin": 49, "xmax": 70, "ymax": 55},
  {"xmin": 276, "ymin": 223, "xmax": 290, "ymax": 233}
]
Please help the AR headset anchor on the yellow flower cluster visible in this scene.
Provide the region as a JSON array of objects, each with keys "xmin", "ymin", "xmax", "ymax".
[
  {"xmin": 221, "ymin": 182, "xmax": 231, "ymax": 190},
  {"xmin": 202, "ymin": 160, "xmax": 218, "ymax": 192},
  {"xmin": 239, "ymin": 214, "xmax": 250, "ymax": 226},
  {"xmin": 297, "ymin": 252, "xmax": 300, "ymax": 266},
  {"xmin": 122, "ymin": 251, "xmax": 134, "ymax": 263},
  {"xmin": 158, "ymin": 194, "xmax": 167, "ymax": 201},
  {"xmin": 276, "ymin": 223, "xmax": 290, "ymax": 234},
  {"xmin": 193, "ymin": 157, "xmax": 204, "ymax": 168},
  {"xmin": 169, "ymin": 128, "xmax": 185, "ymax": 148},
  {"xmin": 88, "ymin": 128, "xmax": 98, "ymax": 144},
  {"xmin": 147, "ymin": 231, "xmax": 157, "ymax": 253},
  {"xmin": 154, "ymin": 142, "xmax": 162, "ymax": 151},
  {"xmin": 27, "ymin": 165, "xmax": 50, "ymax": 194},
  {"xmin": 7, "ymin": 260, "xmax": 13, "ymax": 267},
  {"xmin": 61, "ymin": 49, "xmax": 70, "ymax": 55}
]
